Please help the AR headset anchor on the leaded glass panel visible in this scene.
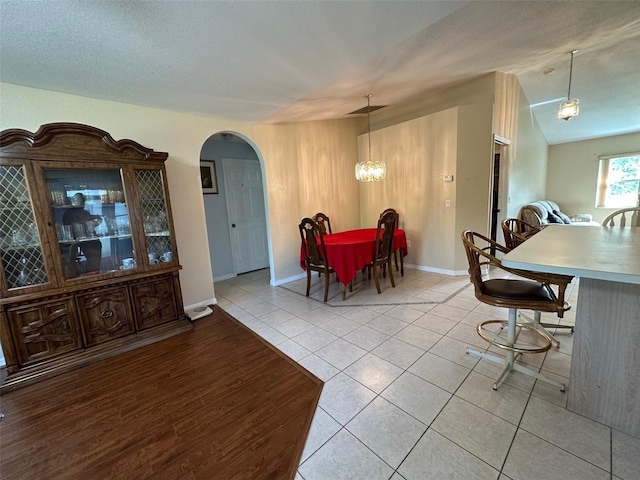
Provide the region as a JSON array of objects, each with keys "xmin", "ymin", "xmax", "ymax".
[
  {"xmin": 0, "ymin": 165, "xmax": 48, "ymax": 288},
  {"xmin": 135, "ymin": 169, "xmax": 173, "ymax": 263}
]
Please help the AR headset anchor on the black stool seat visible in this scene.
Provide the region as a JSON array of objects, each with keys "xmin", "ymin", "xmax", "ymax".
[{"xmin": 483, "ymin": 279, "xmax": 553, "ymax": 302}]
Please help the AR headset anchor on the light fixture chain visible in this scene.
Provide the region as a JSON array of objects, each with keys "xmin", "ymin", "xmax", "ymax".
[
  {"xmin": 557, "ymin": 49, "xmax": 580, "ymax": 121},
  {"xmin": 366, "ymin": 94, "xmax": 372, "ymax": 162},
  {"xmin": 567, "ymin": 50, "xmax": 574, "ymax": 100},
  {"xmin": 355, "ymin": 92, "xmax": 386, "ymax": 182}
]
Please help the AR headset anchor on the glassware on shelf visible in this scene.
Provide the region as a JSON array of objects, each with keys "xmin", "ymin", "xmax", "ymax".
[
  {"xmin": 83, "ymin": 219, "xmax": 100, "ymax": 237},
  {"xmin": 11, "ymin": 229, "xmax": 28, "ymax": 246},
  {"xmin": 50, "ymin": 190, "xmax": 67, "ymax": 206},
  {"xmin": 120, "ymin": 257, "xmax": 136, "ymax": 270},
  {"xmin": 157, "ymin": 210, "xmax": 168, "ymax": 231},
  {"xmin": 15, "ymin": 192, "xmax": 30, "ymax": 204},
  {"xmin": 94, "ymin": 217, "xmax": 108, "ymax": 237},
  {"xmin": 26, "ymin": 223, "xmax": 38, "ymax": 243},
  {"xmin": 16, "ymin": 258, "xmax": 33, "ymax": 287},
  {"xmin": 57, "ymin": 224, "xmax": 73, "ymax": 241},
  {"xmin": 105, "ymin": 218, "xmax": 118, "ymax": 236},
  {"xmin": 103, "ymin": 190, "xmax": 125, "ymax": 204},
  {"xmin": 143, "ymin": 214, "xmax": 162, "ymax": 234},
  {"xmin": 116, "ymin": 216, "xmax": 130, "ymax": 235},
  {"xmin": 72, "ymin": 223, "xmax": 87, "ymax": 239}
]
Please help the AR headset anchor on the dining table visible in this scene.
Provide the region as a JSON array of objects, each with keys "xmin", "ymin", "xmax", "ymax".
[
  {"xmin": 502, "ymin": 224, "xmax": 640, "ymax": 438},
  {"xmin": 300, "ymin": 228, "xmax": 408, "ymax": 300}
]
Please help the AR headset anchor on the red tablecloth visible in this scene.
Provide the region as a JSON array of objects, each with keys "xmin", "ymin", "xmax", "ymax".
[{"xmin": 300, "ymin": 228, "xmax": 408, "ymax": 286}]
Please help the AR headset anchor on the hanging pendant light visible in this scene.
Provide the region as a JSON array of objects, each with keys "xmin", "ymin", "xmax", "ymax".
[
  {"xmin": 355, "ymin": 94, "xmax": 386, "ymax": 182},
  {"xmin": 557, "ymin": 49, "xmax": 580, "ymax": 121}
]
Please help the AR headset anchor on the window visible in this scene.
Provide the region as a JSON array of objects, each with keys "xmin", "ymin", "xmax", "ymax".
[{"xmin": 596, "ymin": 153, "xmax": 640, "ymax": 208}]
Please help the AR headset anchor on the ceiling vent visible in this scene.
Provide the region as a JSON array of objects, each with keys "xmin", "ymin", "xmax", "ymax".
[{"xmin": 348, "ymin": 104, "xmax": 386, "ymax": 115}]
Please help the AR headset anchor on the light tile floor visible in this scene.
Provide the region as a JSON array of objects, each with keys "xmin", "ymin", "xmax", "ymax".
[{"xmin": 214, "ymin": 268, "xmax": 640, "ymax": 480}]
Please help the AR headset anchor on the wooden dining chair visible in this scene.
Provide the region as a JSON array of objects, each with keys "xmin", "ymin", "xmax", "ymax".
[
  {"xmin": 311, "ymin": 212, "xmax": 332, "ymax": 279},
  {"xmin": 366, "ymin": 209, "xmax": 396, "ymax": 294},
  {"xmin": 461, "ymin": 230, "xmax": 570, "ymax": 391},
  {"xmin": 312, "ymin": 212, "xmax": 332, "ymax": 235},
  {"xmin": 299, "ymin": 217, "xmax": 335, "ymax": 302},
  {"xmin": 501, "ymin": 218, "xmax": 541, "ymax": 250},
  {"xmin": 602, "ymin": 207, "xmax": 640, "ymax": 227},
  {"xmin": 380, "ymin": 208, "xmax": 403, "ymax": 276}
]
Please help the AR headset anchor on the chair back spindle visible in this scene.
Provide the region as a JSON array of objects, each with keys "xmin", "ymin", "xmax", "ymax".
[
  {"xmin": 602, "ymin": 207, "xmax": 640, "ymax": 227},
  {"xmin": 312, "ymin": 212, "xmax": 332, "ymax": 235},
  {"xmin": 501, "ymin": 218, "xmax": 541, "ymax": 250},
  {"xmin": 375, "ymin": 210, "xmax": 397, "ymax": 263}
]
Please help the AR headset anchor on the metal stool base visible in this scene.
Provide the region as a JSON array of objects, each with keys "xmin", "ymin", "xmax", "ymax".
[
  {"xmin": 468, "ymin": 308, "xmax": 566, "ymax": 392},
  {"xmin": 518, "ymin": 310, "xmax": 574, "ymax": 347}
]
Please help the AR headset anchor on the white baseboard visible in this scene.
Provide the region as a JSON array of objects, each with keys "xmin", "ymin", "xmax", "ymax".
[
  {"xmin": 271, "ymin": 265, "xmax": 465, "ymax": 287},
  {"xmin": 213, "ymin": 273, "xmax": 237, "ymax": 282},
  {"xmin": 403, "ymin": 263, "xmax": 467, "ymax": 276},
  {"xmin": 272, "ymin": 272, "xmax": 306, "ymax": 286}
]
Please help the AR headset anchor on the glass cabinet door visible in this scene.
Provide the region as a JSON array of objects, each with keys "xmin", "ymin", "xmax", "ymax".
[
  {"xmin": 135, "ymin": 169, "xmax": 174, "ymax": 265},
  {"xmin": 44, "ymin": 167, "xmax": 137, "ymax": 278},
  {"xmin": 0, "ymin": 165, "xmax": 49, "ymax": 289}
]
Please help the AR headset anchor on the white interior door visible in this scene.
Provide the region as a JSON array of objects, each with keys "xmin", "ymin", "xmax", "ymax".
[{"xmin": 222, "ymin": 158, "xmax": 269, "ymax": 274}]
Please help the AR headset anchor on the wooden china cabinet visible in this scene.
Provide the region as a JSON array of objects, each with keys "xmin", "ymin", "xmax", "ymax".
[{"xmin": 0, "ymin": 123, "xmax": 192, "ymax": 392}]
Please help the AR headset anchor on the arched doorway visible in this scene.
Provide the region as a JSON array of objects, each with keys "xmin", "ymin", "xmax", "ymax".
[{"xmin": 200, "ymin": 132, "xmax": 271, "ymax": 283}]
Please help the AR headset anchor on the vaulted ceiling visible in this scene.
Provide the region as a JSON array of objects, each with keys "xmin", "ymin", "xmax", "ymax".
[{"xmin": 1, "ymin": 0, "xmax": 639, "ymax": 145}]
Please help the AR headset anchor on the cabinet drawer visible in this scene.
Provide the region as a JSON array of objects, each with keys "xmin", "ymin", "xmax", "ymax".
[
  {"xmin": 76, "ymin": 286, "xmax": 134, "ymax": 346},
  {"xmin": 7, "ymin": 297, "xmax": 82, "ymax": 366},
  {"xmin": 131, "ymin": 276, "xmax": 177, "ymax": 330}
]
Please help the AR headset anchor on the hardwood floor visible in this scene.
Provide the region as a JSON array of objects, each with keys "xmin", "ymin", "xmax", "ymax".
[{"xmin": 0, "ymin": 306, "xmax": 323, "ymax": 480}]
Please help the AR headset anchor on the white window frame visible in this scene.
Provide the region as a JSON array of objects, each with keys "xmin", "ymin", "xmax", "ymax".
[{"xmin": 596, "ymin": 152, "xmax": 640, "ymax": 208}]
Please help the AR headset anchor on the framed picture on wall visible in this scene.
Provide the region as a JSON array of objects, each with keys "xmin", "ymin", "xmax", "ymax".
[{"xmin": 200, "ymin": 160, "xmax": 219, "ymax": 194}]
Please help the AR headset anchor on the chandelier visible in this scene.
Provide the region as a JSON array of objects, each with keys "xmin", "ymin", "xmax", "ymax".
[
  {"xmin": 557, "ymin": 49, "xmax": 580, "ymax": 121},
  {"xmin": 355, "ymin": 94, "xmax": 386, "ymax": 182}
]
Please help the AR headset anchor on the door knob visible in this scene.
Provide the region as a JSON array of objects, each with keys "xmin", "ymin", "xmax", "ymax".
[{"xmin": 231, "ymin": 224, "xmax": 236, "ymax": 228}]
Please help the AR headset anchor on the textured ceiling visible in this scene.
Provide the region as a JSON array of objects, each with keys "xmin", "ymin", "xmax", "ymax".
[{"xmin": 1, "ymin": 0, "xmax": 639, "ymax": 145}]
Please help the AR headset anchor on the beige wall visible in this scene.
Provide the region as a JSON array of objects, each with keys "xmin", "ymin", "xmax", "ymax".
[
  {"xmin": 494, "ymin": 73, "xmax": 548, "ymax": 219},
  {"xmin": 547, "ymin": 132, "xmax": 640, "ymax": 223},
  {"xmin": 249, "ymin": 119, "xmax": 362, "ymax": 281},
  {"xmin": 0, "ymin": 83, "xmax": 362, "ymax": 305},
  {"xmin": 373, "ymin": 73, "xmax": 497, "ymax": 131},
  {"xmin": 454, "ymin": 104, "xmax": 495, "ymax": 271},
  {"xmin": 356, "ymin": 74, "xmax": 500, "ymax": 274},
  {"xmin": 359, "ymin": 103, "xmax": 494, "ymax": 274},
  {"xmin": 357, "ymin": 72, "xmax": 540, "ymax": 274},
  {"xmin": 359, "ymin": 108, "xmax": 458, "ymax": 272}
]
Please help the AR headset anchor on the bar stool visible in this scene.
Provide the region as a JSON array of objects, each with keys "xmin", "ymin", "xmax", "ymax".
[
  {"xmin": 501, "ymin": 218, "xmax": 574, "ymax": 347},
  {"xmin": 501, "ymin": 218, "xmax": 575, "ymax": 347},
  {"xmin": 461, "ymin": 231, "xmax": 570, "ymax": 391}
]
